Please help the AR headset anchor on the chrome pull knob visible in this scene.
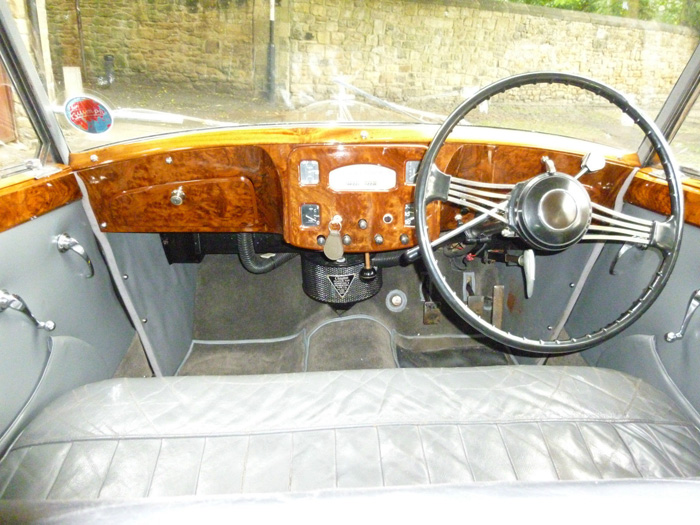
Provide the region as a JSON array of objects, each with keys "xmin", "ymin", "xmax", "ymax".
[
  {"xmin": 665, "ymin": 289, "xmax": 700, "ymax": 343},
  {"xmin": 0, "ymin": 290, "xmax": 55, "ymax": 331},
  {"xmin": 170, "ymin": 186, "xmax": 186, "ymax": 206},
  {"xmin": 57, "ymin": 233, "xmax": 94, "ymax": 278}
]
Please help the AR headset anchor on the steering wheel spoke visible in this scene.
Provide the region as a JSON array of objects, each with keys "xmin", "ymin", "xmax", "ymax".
[
  {"xmin": 581, "ymin": 202, "xmax": 654, "ymax": 247},
  {"xmin": 446, "ymin": 176, "xmax": 512, "ymax": 225}
]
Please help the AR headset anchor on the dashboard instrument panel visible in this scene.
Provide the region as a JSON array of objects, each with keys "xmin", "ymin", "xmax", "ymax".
[
  {"xmin": 71, "ymin": 126, "xmax": 643, "ymax": 252},
  {"xmin": 285, "ymin": 144, "xmax": 440, "ymax": 252}
]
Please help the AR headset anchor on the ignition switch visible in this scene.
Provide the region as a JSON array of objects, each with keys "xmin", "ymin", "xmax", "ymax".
[{"xmin": 324, "ymin": 215, "xmax": 345, "ymax": 261}]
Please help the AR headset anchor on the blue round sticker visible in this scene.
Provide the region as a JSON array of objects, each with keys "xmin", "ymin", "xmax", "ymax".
[{"xmin": 64, "ymin": 96, "xmax": 113, "ymax": 134}]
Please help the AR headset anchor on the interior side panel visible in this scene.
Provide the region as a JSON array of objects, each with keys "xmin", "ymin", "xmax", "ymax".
[
  {"xmin": 0, "ymin": 201, "xmax": 134, "ymax": 445},
  {"xmin": 573, "ymin": 205, "xmax": 700, "ymax": 417},
  {"xmin": 107, "ymin": 233, "xmax": 197, "ymax": 376},
  {"xmin": 499, "ymin": 242, "xmax": 598, "ymax": 343}
]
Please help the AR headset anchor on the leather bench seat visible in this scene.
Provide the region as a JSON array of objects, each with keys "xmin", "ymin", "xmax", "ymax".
[{"xmin": 1, "ymin": 366, "xmax": 700, "ymax": 500}]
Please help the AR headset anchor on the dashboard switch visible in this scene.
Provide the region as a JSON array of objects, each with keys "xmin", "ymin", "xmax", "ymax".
[
  {"xmin": 324, "ymin": 215, "xmax": 345, "ymax": 261},
  {"xmin": 170, "ymin": 186, "xmax": 186, "ymax": 206}
]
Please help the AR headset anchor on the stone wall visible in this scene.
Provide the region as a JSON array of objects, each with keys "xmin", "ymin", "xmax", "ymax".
[
  {"xmin": 43, "ymin": 0, "xmax": 699, "ymax": 107},
  {"xmin": 281, "ymin": 0, "xmax": 699, "ymax": 109},
  {"xmin": 46, "ymin": 0, "xmax": 255, "ymax": 93}
]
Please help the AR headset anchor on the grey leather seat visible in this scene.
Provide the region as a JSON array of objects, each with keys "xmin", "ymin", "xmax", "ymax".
[{"xmin": 1, "ymin": 366, "xmax": 699, "ymax": 500}]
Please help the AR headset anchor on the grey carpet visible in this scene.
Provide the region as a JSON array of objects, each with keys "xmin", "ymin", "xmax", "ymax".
[
  {"xmin": 113, "ymin": 334, "xmax": 154, "ymax": 378},
  {"xmin": 306, "ymin": 318, "xmax": 396, "ymax": 371},
  {"xmin": 193, "ymin": 255, "xmax": 479, "ymax": 341},
  {"xmin": 182, "ymin": 254, "xmax": 515, "ymax": 376},
  {"xmin": 179, "ymin": 334, "xmax": 306, "ymax": 376}
]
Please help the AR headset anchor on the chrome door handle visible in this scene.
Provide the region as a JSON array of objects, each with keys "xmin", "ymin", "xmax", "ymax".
[
  {"xmin": 57, "ymin": 233, "xmax": 94, "ymax": 278},
  {"xmin": 665, "ymin": 289, "xmax": 700, "ymax": 342},
  {"xmin": 0, "ymin": 290, "xmax": 56, "ymax": 331}
]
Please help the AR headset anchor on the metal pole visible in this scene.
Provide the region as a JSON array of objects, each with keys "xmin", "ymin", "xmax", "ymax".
[
  {"xmin": 75, "ymin": 0, "xmax": 88, "ymax": 82},
  {"xmin": 266, "ymin": 0, "xmax": 275, "ymax": 101}
]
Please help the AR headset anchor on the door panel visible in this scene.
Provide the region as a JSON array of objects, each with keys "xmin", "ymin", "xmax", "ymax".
[
  {"xmin": 0, "ymin": 195, "xmax": 134, "ymax": 450},
  {"xmin": 572, "ymin": 204, "xmax": 700, "ymax": 422}
]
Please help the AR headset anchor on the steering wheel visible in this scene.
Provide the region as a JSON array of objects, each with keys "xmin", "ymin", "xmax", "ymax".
[{"xmin": 415, "ymin": 72, "xmax": 684, "ymax": 354}]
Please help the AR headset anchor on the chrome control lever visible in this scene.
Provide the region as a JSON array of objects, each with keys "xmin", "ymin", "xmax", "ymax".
[
  {"xmin": 518, "ymin": 249, "xmax": 536, "ymax": 298},
  {"xmin": 574, "ymin": 152, "xmax": 606, "ymax": 180},
  {"xmin": 610, "ymin": 243, "xmax": 635, "ymax": 275},
  {"xmin": 0, "ymin": 290, "xmax": 56, "ymax": 331},
  {"xmin": 665, "ymin": 289, "xmax": 700, "ymax": 343},
  {"xmin": 57, "ymin": 233, "xmax": 94, "ymax": 278}
]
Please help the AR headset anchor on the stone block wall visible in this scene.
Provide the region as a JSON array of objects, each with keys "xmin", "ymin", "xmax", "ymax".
[
  {"xmin": 46, "ymin": 0, "xmax": 255, "ymax": 93},
  {"xmin": 281, "ymin": 0, "xmax": 699, "ymax": 109},
  {"xmin": 42, "ymin": 0, "xmax": 699, "ymax": 108}
]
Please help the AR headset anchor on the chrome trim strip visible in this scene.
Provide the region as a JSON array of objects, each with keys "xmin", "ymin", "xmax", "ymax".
[
  {"xmin": 641, "ymin": 42, "xmax": 700, "ymax": 167},
  {"xmin": 0, "ymin": 0, "xmax": 69, "ymax": 165}
]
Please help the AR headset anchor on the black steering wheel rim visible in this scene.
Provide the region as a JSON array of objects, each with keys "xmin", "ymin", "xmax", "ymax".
[{"xmin": 415, "ymin": 72, "xmax": 684, "ymax": 354}]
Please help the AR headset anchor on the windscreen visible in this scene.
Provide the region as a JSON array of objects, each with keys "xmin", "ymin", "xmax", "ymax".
[{"xmin": 7, "ymin": 0, "xmax": 699, "ymax": 156}]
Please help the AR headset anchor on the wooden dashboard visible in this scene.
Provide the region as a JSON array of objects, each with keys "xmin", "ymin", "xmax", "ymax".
[{"xmin": 64, "ymin": 125, "xmax": 651, "ymax": 252}]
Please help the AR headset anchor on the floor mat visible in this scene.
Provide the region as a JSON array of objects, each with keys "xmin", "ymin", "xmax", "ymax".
[
  {"xmin": 306, "ymin": 317, "xmax": 396, "ymax": 371},
  {"xmin": 397, "ymin": 346, "xmax": 510, "ymax": 368},
  {"xmin": 178, "ymin": 333, "xmax": 306, "ymax": 376},
  {"xmin": 395, "ymin": 333, "xmax": 511, "ymax": 368},
  {"xmin": 184, "ymin": 255, "xmax": 514, "ymax": 375}
]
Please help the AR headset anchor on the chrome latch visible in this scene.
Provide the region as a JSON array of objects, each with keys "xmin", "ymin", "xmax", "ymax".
[
  {"xmin": 0, "ymin": 290, "xmax": 56, "ymax": 331},
  {"xmin": 57, "ymin": 233, "xmax": 94, "ymax": 278}
]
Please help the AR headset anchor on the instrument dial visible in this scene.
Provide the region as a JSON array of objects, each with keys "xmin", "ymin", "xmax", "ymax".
[
  {"xmin": 300, "ymin": 160, "xmax": 320, "ymax": 185},
  {"xmin": 301, "ymin": 203, "xmax": 321, "ymax": 227}
]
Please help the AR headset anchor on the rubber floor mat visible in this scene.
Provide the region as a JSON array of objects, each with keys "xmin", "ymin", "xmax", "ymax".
[{"xmin": 397, "ymin": 346, "xmax": 510, "ymax": 368}]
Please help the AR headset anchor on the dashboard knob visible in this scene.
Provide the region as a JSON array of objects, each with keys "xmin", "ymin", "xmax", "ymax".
[
  {"xmin": 374, "ymin": 234, "xmax": 384, "ymax": 245},
  {"xmin": 170, "ymin": 186, "xmax": 186, "ymax": 206},
  {"xmin": 400, "ymin": 234, "xmax": 409, "ymax": 245}
]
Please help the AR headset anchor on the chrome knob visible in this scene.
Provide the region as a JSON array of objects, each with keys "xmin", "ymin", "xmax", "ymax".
[{"xmin": 170, "ymin": 186, "xmax": 186, "ymax": 206}]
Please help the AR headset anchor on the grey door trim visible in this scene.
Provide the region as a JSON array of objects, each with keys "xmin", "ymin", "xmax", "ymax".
[
  {"xmin": 73, "ymin": 175, "xmax": 163, "ymax": 376},
  {"xmin": 0, "ymin": 0, "xmax": 69, "ymax": 165}
]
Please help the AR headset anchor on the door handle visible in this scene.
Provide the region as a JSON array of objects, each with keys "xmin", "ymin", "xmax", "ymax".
[
  {"xmin": 56, "ymin": 233, "xmax": 94, "ymax": 278},
  {"xmin": 665, "ymin": 289, "xmax": 700, "ymax": 342},
  {"xmin": 0, "ymin": 290, "xmax": 56, "ymax": 331}
]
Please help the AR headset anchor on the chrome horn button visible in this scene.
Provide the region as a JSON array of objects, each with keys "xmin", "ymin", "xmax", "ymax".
[
  {"xmin": 509, "ymin": 173, "xmax": 592, "ymax": 251},
  {"xmin": 539, "ymin": 189, "xmax": 578, "ymax": 230}
]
